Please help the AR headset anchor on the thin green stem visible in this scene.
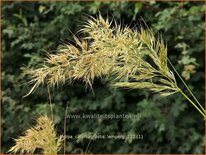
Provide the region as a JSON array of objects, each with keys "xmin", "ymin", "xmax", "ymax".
[
  {"xmin": 168, "ymin": 58, "xmax": 205, "ymax": 114},
  {"xmin": 47, "ymin": 85, "xmax": 54, "ymax": 121},
  {"xmin": 178, "ymin": 88, "xmax": 205, "ymax": 117},
  {"xmin": 85, "ymin": 133, "xmax": 96, "ymax": 154},
  {"xmin": 64, "ymin": 102, "xmax": 68, "ymax": 155}
]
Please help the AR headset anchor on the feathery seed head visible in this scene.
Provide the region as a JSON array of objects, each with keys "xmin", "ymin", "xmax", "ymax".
[
  {"xmin": 8, "ymin": 116, "xmax": 63, "ymax": 154},
  {"xmin": 24, "ymin": 14, "xmax": 178, "ymax": 96}
]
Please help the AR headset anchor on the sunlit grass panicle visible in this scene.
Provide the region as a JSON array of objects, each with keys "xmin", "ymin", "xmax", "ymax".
[
  {"xmin": 8, "ymin": 116, "xmax": 63, "ymax": 154},
  {"xmin": 23, "ymin": 13, "xmax": 205, "ymax": 117},
  {"xmin": 24, "ymin": 14, "xmax": 178, "ymax": 96}
]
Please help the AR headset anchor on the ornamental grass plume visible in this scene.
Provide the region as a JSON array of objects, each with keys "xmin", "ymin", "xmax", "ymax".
[
  {"xmin": 24, "ymin": 14, "xmax": 205, "ymax": 117},
  {"xmin": 8, "ymin": 116, "xmax": 63, "ymax": 154}
]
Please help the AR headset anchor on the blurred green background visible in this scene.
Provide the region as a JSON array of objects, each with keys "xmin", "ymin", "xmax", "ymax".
[{"xmin": 2, "ymin": 1, "xmax": 205, "ymax": 154}]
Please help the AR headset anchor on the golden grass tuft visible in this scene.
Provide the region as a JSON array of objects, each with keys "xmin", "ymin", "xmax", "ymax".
[
  {"xmin": 24, "ymin": 14, "xmax": 178, "ymax": 96},
  {"xmin": 23, "ymin": 14, "xmax": 205, "ymax": 117},
  {"xmin": 8, "ymin": 116, "xmax": 63, "ymax": 154}
]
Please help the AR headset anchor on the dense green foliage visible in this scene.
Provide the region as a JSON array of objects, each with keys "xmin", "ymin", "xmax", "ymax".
[{"xmin": 2, "ymin": 1, "xmax": 205, "ymax": 153}]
